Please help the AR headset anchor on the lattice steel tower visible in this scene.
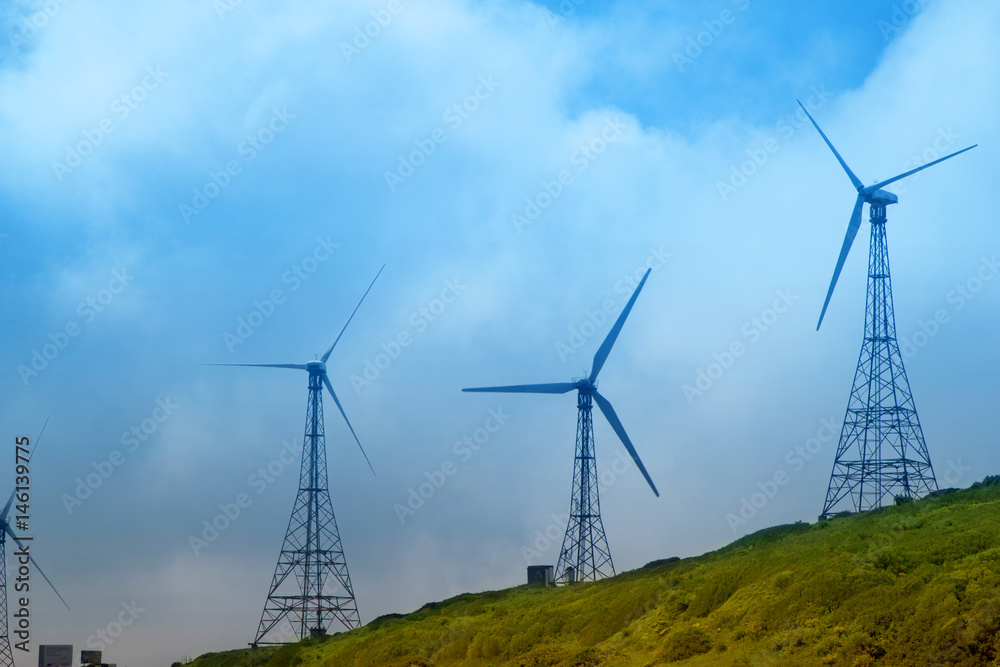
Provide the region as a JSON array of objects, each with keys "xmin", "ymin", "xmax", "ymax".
[
  {"xmin": 0, "ymin": 528, "xmax": 12, "ymax": 667},
  {"xmin": 210, "ymin": 267, "xmax": 382, "ymax": 646},
  {"xmin": 554, "ymin": 390, "xmax": 614, "ymax": 582},
  {"xmin": 797, "ymin": 101, "xmax": 976, "ymax": 518},
  {"xmin": 465, "ymin": 269, "xmax": 659, "ymax": 585},
  {"xmin": 821, "ymin": 202, "xmax": 937, "ymax": 516},
  {"xmin": 253, "ymin": 368, "xmax": 360, "ymax": 643}
]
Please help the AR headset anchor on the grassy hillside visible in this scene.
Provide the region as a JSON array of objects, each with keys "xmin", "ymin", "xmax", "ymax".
[{"xmin": 184, "ymin": 478, "xmax": 1000, "ymax": 666}]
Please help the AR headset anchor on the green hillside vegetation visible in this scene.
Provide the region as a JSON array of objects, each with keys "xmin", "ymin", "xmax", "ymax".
[{"xmin": 183, "ymin": 477, "xmax": 1000, "ymax": 666}]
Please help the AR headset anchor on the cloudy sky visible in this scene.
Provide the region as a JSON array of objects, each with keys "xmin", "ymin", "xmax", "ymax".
[{"xmin": 1, "ymin": 0, "xmax": 998, "ymax": 664}]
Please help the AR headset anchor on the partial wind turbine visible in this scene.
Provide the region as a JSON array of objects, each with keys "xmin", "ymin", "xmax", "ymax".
[
  {"xmin": 0, "ymin": 421, "xmax": 69, "ymax": 667},
  {"xmin": 464, "ymin": 268, "xmax": 657, "ymax": 583},
  {"xmin": 799, "ymin": 101, "xmax": 976, "ymax": 518},
  {"xmin": 208, "ymin": 265, "xmax": 383, "ymax": 643}
]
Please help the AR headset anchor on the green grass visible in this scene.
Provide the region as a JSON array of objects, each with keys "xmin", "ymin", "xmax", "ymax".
[{"xmin": 184, "ymin": 478, "xmax": 1000, "ymax": 666}]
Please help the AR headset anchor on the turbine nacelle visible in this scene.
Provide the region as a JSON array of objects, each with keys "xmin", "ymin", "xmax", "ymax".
[
  {"xmin": 305, "ymin": 360, "xmax": 327, "ymax": 375},
  {"xmin": 866, "ymin": 188, "xmax": 898, "ymax": 207}
]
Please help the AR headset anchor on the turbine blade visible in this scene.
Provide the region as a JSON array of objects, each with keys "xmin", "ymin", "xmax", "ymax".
[
  {"xmin": 818, "ymin": 195, "xmax": 865, "ymax": 330},
  {"xmin": 322, "ymin": 264, "xmax": 385, "ymax": 363},
  {"xmin": 4, "ymin": 526, "xmax": 70, "ymax": 610},
  {"xmin": 201, "ymin": 363, "xmax": 307, "ymax": 370},
  {"xmin": 863, "ymin": 144, "xmax": 977, "ymax": 193},
  {"xmin": 462, "ymin": 383, "xmax": 576, "ymax": 394},
  {"xmin": 0, "ymin": 491, "xmax": 13, "ymax": 523},
  {"xmin": 589, "ymin": 268, "xmax": 651, "ymax": 383},
  {"xmin": 321, "ymin": 374, "xmax": 375, "ymax": 476},
  {"xmin": 798, "ymin": 100, "xmax": 864, "ymax": 192},
  {"xmin": 29, "ymin": 416, "xmax": 49, "ymax": 460},
  {"xmin": 592, "ymin": 391, "xmax": 659, "ymax": 497}
]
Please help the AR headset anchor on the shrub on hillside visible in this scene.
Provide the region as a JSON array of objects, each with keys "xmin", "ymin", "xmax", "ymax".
[
  {"xmin": 971, "ymin": 475, "xmax": 1000, "ymax": 489},
  {"xmin": 660, "ymin": 625, "xmax": 712, "ymax": 662}
]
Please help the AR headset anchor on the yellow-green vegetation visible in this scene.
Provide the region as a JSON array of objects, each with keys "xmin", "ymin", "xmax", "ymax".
[{"xmin": 185, "ymin": 478, "xmax": 1000, "ymax": 666}]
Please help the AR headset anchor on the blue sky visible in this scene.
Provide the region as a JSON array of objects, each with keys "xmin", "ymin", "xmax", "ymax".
[{"xmin": 1, "ymin": 0, "xmax": 998, "ymax": 664}]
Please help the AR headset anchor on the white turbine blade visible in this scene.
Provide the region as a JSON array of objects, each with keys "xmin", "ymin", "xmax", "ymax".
[
  {"xmin": 863, "ymin": 144, "xmax": 977, "ymax": 193},
  {"xmin": 592, "ymin": 391, "xmax": 659, "ymax": 497},
  {"xmin": 798, "ymin": 100, "xmax": 864, "ymax": 192},
  {"xmin": 321, "ymin": 374, "xmax": 375, "ymax": 476},
  {"xmin": 201, "ymin": 363, "xmax": 307, "ymax": 370},
  {"xmin": 818, "ymin": 195, "xmax": 865, "ymax": 330},
  {"xmin": 322, "ymin": 264, "xmax": 385, "ymax": 363},
  {"xmin": 589, "ymin": 268, "xmax": 651, "ymax": 383},
  {"xmin": 4, "ymin": 526, "xmax": 70, "ymax": 610},
  {"xmin": 462, "ymin": 383, "xmax": 576, "ymax": 394}
]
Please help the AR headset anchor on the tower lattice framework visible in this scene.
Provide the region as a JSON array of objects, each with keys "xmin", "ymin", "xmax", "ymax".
[
  {"xmin": 555, "ymin": 390, "xmax": 614, "ymax": 583},
  {"xmin": 0, "ymin": 532, "xmax": 13, "ymax": 667},
  {"xmin": 252, "ymin": 371, "xmax": 359, "ymax": 645},
  {"xmin": 821, "ymin": 203, "xmax": 938, "ymax": 517}
]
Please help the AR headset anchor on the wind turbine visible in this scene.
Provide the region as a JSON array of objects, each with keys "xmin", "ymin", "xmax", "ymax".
[
  {"xmin": 464, "ymin": 268, "xmax": 657, "ymax": 583},
  {"xmin": 799, "ymin": 100, "xmax": 977, "ymax": 517},
  {"xmin": 209, "ymin": 266, "xmax": 382, "ymax": 645},
  {"xmin": 0, "ymin": 422, "xmax": 69, "ymax": 667}
]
